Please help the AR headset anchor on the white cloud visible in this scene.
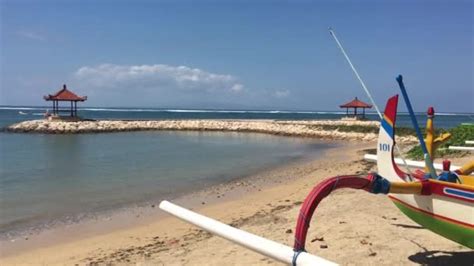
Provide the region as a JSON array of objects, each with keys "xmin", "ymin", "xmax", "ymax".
[
  {"xmin": 230, "ymin": 83, "xmax": 244, "ymax": 92},
  {"xmin": 17, "ymin": 30, "xmax": 46, "ymax": 41},
  {"xmin": 74, "ymin": 64, "xmax": 244, "ymax": 93},
  {"xmin": 273, "ymin": 89, "xmax": 290, "ymax": 98}
]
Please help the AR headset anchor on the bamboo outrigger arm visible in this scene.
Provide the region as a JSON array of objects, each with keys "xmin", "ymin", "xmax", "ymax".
[{"xmin": 159, "ymin": 201, "xmax": 337, "ymax": 266}]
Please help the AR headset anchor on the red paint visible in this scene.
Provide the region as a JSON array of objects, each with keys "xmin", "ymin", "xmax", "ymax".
[
  {"xmin": 429, "ymin": 180, "xmax": 474, "ymax": 203},
  {"xmin": 294, "ymin": 174, "xmax": 375, "ymax": 251},
  {"xmin": 339, "ymin": 97, "xmax": 373, "ymax": 108},
  {"xmin": 427, "ymin": 106, "xmax": 435, "ymax": 117},
  {"xmin": 443, "ymin": 160, "xmax": 451, "ymax": 171},
  {"xmin": 383, "ymin": 95, "xmax": 399, "ymax": 124},
  {"xmin": 44, "ymin": 84, "xmax": 87, "ymax": 101}
]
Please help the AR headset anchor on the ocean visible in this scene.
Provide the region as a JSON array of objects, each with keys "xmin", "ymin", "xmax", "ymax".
[
  {"xmin": 1, "ymin": 106, "xmax": 472, "ymax": 129},
  {"xmin": 0, "ymin": 107, "xmax": 472, "ymax": 238}
]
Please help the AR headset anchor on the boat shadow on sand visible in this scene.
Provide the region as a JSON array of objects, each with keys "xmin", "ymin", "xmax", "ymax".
[{"xmin": 408, "ymin": 250, "xmax": 474, "ymax": 265}]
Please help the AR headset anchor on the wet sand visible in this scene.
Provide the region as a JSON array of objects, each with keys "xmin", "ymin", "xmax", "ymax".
[{"xmin": 1, "ymin": 142, "xmax": 472, "ymax": 265}]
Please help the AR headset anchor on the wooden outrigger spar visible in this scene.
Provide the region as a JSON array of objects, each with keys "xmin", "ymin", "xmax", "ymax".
[{"xmin": 159, "ymin": 201, "xmax": 337, "ymax": 266}]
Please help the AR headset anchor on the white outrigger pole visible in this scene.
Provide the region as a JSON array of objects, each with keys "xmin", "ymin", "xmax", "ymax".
[
  {"xmin": 328, "ymin": 28, "xmax": 413, "ymax": 180},
  {"xmin": 160, "ymin": 201, "xmax": 337, "ymax": 266}
]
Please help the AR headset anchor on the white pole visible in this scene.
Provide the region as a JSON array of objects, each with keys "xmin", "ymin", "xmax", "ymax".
[
  {"xmin": 449, "ymin": 146, "xmax": 474, "ymax": 151},
  {"xmin": 159, "ymin": 201, "xmax": 337, "ymax": 266},
  {"xmin": 328, "ymin": 28, "xmax": 413, "ymax": 179},
  {"xmin": 329, "ymin": 29, "xmax": 382, "ymax": 117},
  {"xmin": 465, "ymin": 140, "xmax": 474, "ymax": 145},
  {"xmin": 363, "ymin": 154, "xmax": 466, "ymax": 171}
]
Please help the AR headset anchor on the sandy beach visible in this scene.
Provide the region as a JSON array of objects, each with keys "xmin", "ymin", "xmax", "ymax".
[
  {"xmin": 2, "ymin": 0, "xmax": 472, "ymax": 264},
  {"xmin": 1, "ymin": 140, "xmax": 472, "ymax": 265}
]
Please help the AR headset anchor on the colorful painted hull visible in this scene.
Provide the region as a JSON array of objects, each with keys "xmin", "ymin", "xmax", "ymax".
[{"xmin": 377, "ymin": 95, "xmax": 474, "ymax": 248}]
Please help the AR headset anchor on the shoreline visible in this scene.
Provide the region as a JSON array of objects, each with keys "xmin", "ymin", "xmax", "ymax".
[
  {"xmin": 5, "ymin": 119, "xmax": 418, "ymax": 142},
  {"xmin": 2, "ymin": 142, "xmax": 472, "ymax": 265},
  {"xmin": 0, "ymin": 140, "xmax": 341, "ymax": 258}
]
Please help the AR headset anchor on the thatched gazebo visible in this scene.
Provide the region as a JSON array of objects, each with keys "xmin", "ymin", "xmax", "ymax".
[
  {"xmin": 339, "ymin": 97, "xmax": 372, "ymax": 119},
  {"xmin": 44, "ymin": 84, "xmax": 87, "ymax": 119}
]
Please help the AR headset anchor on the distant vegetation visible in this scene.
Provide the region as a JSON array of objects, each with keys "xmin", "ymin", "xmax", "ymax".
[
  {"xmin": 316, "ymin": 123, "xmax": 473, "ymax": 160},
  {"xmin": 316, "ymin": 124, "xmax": 417, "ymax": 137},
  {"xmin": 407, "ymin": 124, "xmax": 474, "ymax": 160}
]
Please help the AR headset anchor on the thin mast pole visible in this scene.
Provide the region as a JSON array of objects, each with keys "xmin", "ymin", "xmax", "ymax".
[
  {"xmin": 329, "ymin": 28, "xmax": 413, "ymax": 178},
  {"xmin": 329, "ymin": 28, "xmax": 382, "ymax": 117}
]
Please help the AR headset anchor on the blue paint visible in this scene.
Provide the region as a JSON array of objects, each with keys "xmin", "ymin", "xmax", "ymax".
[
  {"xmin": 445, "ymin": 188, "xmax": 474, "ymax": 199},
  {"xmin": 381, "ymin": 118, "xmax": 394, "ymax": 138},
  {"xmin": 396, "ymin": 75, "xmax": 438, "ymax": 179}
]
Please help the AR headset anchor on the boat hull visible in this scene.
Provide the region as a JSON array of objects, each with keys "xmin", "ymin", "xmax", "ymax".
[
  {"xmin": 377, "ymin": 95, "xmax": 474, "ymax": 248},
  {"xmin": 390, "ymin": 195, "xmax": 474, "ymax": 248}
]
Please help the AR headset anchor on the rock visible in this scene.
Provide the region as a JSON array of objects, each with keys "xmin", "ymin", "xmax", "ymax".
[
  {"xmin": 285, "ymin": 229, "xmax": 292, "ymax": 234},
  {"xmin": 311, "ymin": 237, "xmax": 324, "ymax": 242}
]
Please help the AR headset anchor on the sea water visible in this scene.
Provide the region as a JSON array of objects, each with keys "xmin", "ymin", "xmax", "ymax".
[
  {"xmin": 0, "ymin": 107, "xmax": 471, "ymax": 237},
  {"xmin": 1, "ymin": 106, "xmax": 472, "ymax": 129},
  {"xmin": 0, "ymin": 124, "xmax": 333, "ymax": 238}
]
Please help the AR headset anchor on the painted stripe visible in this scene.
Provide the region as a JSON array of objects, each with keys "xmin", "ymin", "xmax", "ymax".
[
  {"xmin": 381, "ymin": 119, "xmax": 393, "ymax": 138},
  {"xmin": 444, "ymin": 188, "xmax": 474, "ymax": 200},
  {"xmin": 383, "ymin": 114, "xmax": 394, "ymax": 127},
  {"xmin": 389, "ymin": 196, "xmax": 474, "ymax": 229},
  {"xmin": 430, "ymin": 179, "xmax": 474, "ymax": 191},
  {"xmin": 429, "ymin": 180, "xmax": 474, "ymax": 203},
  {"xmin": 391, "ymin": 197, "xmax": 474, "ymax": 248}
]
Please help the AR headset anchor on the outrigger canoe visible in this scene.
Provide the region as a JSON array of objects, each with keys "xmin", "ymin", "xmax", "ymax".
[
  {"xmin": 376, "ymin": 95, "xmax": 474, "ymax": 248},
  {"xmin": 160, "ymin": 93, "xmax": 473, "ymax": 265}
]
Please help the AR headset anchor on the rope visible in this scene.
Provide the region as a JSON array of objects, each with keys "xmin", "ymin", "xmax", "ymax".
[
  {"xmin": 329, "ymin": 28, "xmax": 414, "ymax": 181},
  {"xmin": 292, "ymin": 250, "xmax": 304, "ymax": 266}
]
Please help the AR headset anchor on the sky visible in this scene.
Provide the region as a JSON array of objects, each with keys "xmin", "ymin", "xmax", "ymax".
[{"xmin": 1, "ymin": 0, "xmax": 473, "ymax": 112}]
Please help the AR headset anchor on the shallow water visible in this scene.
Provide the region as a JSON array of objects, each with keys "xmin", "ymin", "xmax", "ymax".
[{"xmin": 0, "ymin": 130, "xmax": 334, "ymax": 237}]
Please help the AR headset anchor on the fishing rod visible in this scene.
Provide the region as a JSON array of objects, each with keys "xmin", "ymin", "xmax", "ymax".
[
  {"xmin": 328, "ymin": 27, "xmax": 413, "ymax": 179},
  {"xmin": 396, "ymin": 75, "xmax": 438, "ymax": 179}
]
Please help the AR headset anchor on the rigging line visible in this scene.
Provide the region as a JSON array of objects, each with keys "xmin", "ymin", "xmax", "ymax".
[{"xmin": 328, "ymin": 27, "xmax": 414, "ymax": 179}]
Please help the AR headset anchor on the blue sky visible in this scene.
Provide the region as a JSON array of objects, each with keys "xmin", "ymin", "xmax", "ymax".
[{"xmin": 1, "ymin": 0, "xmax": 472, "ymax": 112}]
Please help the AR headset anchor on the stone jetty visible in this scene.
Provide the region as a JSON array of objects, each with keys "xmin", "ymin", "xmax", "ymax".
[{"xmin": 5, "ymin": 119, "xmax": 417, "ymax": 142}]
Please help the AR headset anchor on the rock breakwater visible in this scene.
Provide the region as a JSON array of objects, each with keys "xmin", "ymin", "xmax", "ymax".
[{"xmin": 6, "ymin": 119, "xmax": 417, "ymax": 142}]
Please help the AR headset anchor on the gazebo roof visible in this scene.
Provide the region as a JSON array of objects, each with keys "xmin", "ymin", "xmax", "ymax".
[
  {"xmin": 339, "ymin": 97, "xmax": 372, "ymax": 108},
  {"xmin": 44, "ymin": 84, "xmax": 87, "ymax": 101}
]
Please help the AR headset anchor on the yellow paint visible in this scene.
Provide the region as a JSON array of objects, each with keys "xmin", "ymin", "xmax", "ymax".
[
  {"xmin": 389, "ymin": 182, "xmax": 423, "ymax": 194},
  {"xmin": 431, "ymin": 179, "xmax": 474, "ymax": 190},
  {"xmin": 391, "ymin": 178, "xmax": 473, "ymax": 194},
  {"xmin": 457, "ymin": 161, "xmax": 474, "ymax": 176},
  {"xmin": 424, "ymin": 112, "xmax": 451, "ymax": 172},
  {"xmin": 383, "ymin": 114, "xmax": 393, "ymax": 127},
  {"xmin": 458, "ymin": 174, "xmax": 474, "ymax": 187}
]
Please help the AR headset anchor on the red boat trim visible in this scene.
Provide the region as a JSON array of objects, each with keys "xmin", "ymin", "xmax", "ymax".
[
  {"xmin": 429, "ymin": 180, "xmax": 474, "ymax": 203},
  {"xmin": 388, "ymin": 195, "xmax": 473, "ymax": 229}
]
